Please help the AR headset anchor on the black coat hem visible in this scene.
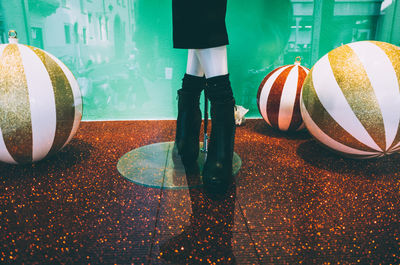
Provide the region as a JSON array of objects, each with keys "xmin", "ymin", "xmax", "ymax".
[{"xmin": 173, "ymin": 41, "xmax": 229, "ymax": 49}]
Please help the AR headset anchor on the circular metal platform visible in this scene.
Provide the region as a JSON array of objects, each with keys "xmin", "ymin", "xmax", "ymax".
[{"xmin": 117, "ymin": 142, "xmax": 242, "ymax": 189}]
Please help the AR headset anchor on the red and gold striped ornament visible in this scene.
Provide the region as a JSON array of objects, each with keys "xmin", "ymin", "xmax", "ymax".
[
  {"xmin": 301, "ymin": 41, "xmax": 400, "ymax": 159},
  {"xmin": 257, "ymin": 57, "xmax": 310, "ymax": 131},
  {"xmin": 0, "ymin": 31, "xmax": 82, "ymax": 164}
]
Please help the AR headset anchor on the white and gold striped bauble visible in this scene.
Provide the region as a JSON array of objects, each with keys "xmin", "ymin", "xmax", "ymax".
[
  {"xmin": 301, "ymin": 41, "xmax": 400, "ymax": 159},
  {"xmin": 0, "ymin": 32, "xmax": 82, "ymax": 164},
  {"xmin": 257, "ymin": 58, "xmax": 309, "ymax": 131}
]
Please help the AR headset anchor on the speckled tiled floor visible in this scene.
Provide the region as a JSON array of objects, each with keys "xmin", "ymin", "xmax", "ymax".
[{"xmin": 0, "ymin": 120, "xmax": 399, "ymax": 264}]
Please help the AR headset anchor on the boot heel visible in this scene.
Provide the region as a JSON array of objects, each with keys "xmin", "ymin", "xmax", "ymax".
[{"xmin": 202, "ymin": 74, "xmax": 236, "ymax": 196}]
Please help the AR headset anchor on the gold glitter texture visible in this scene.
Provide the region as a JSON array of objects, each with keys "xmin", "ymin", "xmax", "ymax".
[
  {"xmin": 370, "ymin": 41, "xmax": 400, "ymax": 152},
  {"xmin": 302, "ymin": 69, "xmax": 377, "ymax": 153},
  {"xmin": 28, "ymin": 46, "xmax": 75, "ymax": 155},
  {"xmin": 328, "ymin": 44, "xmax": 386, "ymax": 151},
  {"xmin": 0, "ymin": 44, "xmax": 33, "ymax": 163}
]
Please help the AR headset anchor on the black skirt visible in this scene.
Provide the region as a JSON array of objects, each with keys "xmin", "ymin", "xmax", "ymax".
[{"xmin": 172, "ymin": 0, "xmax": 229, "ymax": 49}]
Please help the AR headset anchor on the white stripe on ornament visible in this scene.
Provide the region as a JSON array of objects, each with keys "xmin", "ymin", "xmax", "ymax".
[
  {"xmin": 391, "ymin": 141, "xmax": 400, "ymax": 152},
  {"xmin": 296, "ymin": 123, "xmax": 305, "ymax": 131},
  {"xmin": 312, "ymin": 54, "xmax": 382, "ymax": 152},
  {"xmin": 303, "ymin": 67, "xmax": 310, "ymax": 79},
  {"xmin": 47, "ymin": 52, "xmax": 82, "ymax": 148},
  {"xmin": 0, "ymin": 45, "xmax": 6, "ymax": 57},
  {"xmin": 259, "ymin": 65, "xmax": 291, "ymax": 126},
  {"xmin": 278, "ymin": 65, "xmax": 299, "ymax": 131},
  {"xmin": 348, "ymin": 41, "xmax": 400, "ymax": 151},
  {"xmin": 0, "ymin": 127, "xmax": 17, "ymax": 164},
  {"xmin": 300, "ymin": 100, "xmax": 380, "ymax": 157},
  {"xmin": 0, "ymin": 46, "xmax": 9, "ymax": 163},
  {"xmin": 358, "ymin": 154, "xmax": 383, "ymax": 159},
  {"xmin": 297, "ymin": 67, "xmax": 309, "ymax": 132},
  {"xmin": 18, "ymin": 45, "xmax": 57, "ymax": 161}
]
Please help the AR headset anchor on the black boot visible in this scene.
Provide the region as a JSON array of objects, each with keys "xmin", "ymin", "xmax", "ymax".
[
  {"xmin": 203, "ymin": 74, "xmax": 235, "ymax": 197},
  {"xmin": 175, "ymin": 74, "xmax": 205, "ymax": 165}
]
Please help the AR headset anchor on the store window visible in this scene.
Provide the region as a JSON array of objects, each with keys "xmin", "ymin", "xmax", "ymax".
[
  {"xmin": 99, "ymin": 17, "xmax": 103, "ymax": 40},
  {"xmin": 31, "ymin": 27, "xmax": 44, "ymax": 49},
  {"xmin": 83, "ymin": 27, "xmax": 87, "ymax": 44},
  {"xmin": 80, "ymin": 0, "xmax": 86, "ymax": 14},
  {"xmin": 61, "ymin": 0, "xmax": 70, "ymax": 8},
  {"xmin": 64, "ymin": 24, "xmax": 71, "ymax": 44},
  {"xmin": 0, "ymin": 0, "xmax": 398, "ymax": 120},
  {"xmin": 74, "ymin": 23, "xmax": 79, "ymax": 44}
]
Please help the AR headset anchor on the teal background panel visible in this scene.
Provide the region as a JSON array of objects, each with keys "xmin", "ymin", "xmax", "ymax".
[{"xmin": 0, "ymin": 0, "xmax": 399, "ymax": 121}]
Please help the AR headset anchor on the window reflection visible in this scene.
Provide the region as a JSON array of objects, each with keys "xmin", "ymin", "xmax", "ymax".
[
  {"xmin": 0, "ymin": 0, "xmax": 398, "ymax": 119},
  {"xmin": 286, "ymin": 0, "xmax": 389, "ymax": 67}
]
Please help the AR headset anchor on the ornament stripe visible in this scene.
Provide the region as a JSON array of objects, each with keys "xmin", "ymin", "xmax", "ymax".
[
  {"xmin": 29, "ymin": 46, "xmax": 75, "ymax": 156},
  {"xmin": 328, "ymin": 44, "xmax": 385, "ymax": 151},
  {"xmin": 0, "ymin": 45, "xmax": 6, "ymax": 167},
  {"xmin": 19, "ymin": 45, "xmax": 56, "ymax": 161},
  {"xmin": 301, "ymin": 99, "xmax": 379, "ymax": 157},
  {"xmin": 296, "ymin": 123, "xmax": 305, "ymax": 131},
  {"xmin": 258, "ymin": 66, "xmax": 291, "ymax": 126},
  {"xmin": 320, "ymin": 141, "xmax": 382, "ymax": 159},
  {"xmin": 302, "ymin": 68, "xmax": 378, "ymax": 153},
  {"xmin": 0, "ymin": 127, "xmax": 17, "ymax": 164},
  {"xmin": 343, "ymin": 154, "xmax": 382, "ymax": 159},
  {"xmin": 371, "ymin": 41, "xmax": 400, "ymax": 85},
  {"xmin": 313, "ymin": 54, "xmax": 382, "ymax": 151},
  {"xmin": 46, "ymin": 52, "xmax": 82, "ymax": 148},
  {"xmin": 370, "ymin": 41, "xmax": 400, "ymax": 151},
  {"xmin": 267, "ymin": 65, "xmax": 295, "ymax": 128},
  {"xmin": 348, "ymin": 41, "xmax": 400, "ymax": 150},
  {"xmin": 288, "ymin": 66, "xmax": 308, "ymax": 131},
  {"xmin": 257, "ymin": 66, "xmax": 286, "ymax": 104},
  {"xmin": 392, "ymin": 142, "xmax": 400, "ymax": 152},
  {"xmin": 0, "ymin": 44, "xmax": 33, "ymax": 163},
  {"xmin": 279, "ymin": 65, "xmax": 299, "ymax": 130},
  {"xmin": 0, "ymin": 45, "xmax": 6, "ymax": 57}
]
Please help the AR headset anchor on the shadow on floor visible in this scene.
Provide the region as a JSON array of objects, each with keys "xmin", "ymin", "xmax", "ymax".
[
  {"xmin": 297, "ymin": 139, "xmax": 400, "ymax": 179},
  {"xmin": 0, "ymin": 139, "xmax": 94, "ymax": 179},
  {"xmin": 250, "ymin": 120, "xmax": 312, "ymax": 140}
]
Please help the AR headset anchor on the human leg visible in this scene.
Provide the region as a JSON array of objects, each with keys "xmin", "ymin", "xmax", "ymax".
[
  {"xmin": 195, "ymin": 46, "xmax": 235, "ymax": 196},
  {"xmin": 186, "ymin": 49, "xmax": 205, "ymax": 77},
  {"xmin": 175, "ymin": 50, "xmax": 206, "ymax": 164},
  {"xmin": 195, "ymin": 46, "xmax": 228, "ymax": 78}
]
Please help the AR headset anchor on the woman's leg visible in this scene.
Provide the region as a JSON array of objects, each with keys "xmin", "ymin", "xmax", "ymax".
[
  {"xmin": 186, "ymin": 49, "xmax": 205, "ymax": 77},
  {"xmin": 174, "ymin": 50, "xmax": 206, "ymax": 165},
  {"xmin": 195, "ymin": 46, "xmax": 228, "ymax": 78},
  {"xmin": 195, "ymin": 46, "xmax": 235, "ymax": 196}
]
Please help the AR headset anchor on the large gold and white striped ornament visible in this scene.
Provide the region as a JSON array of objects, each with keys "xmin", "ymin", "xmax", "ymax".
[
  {"xmin": 301, "ymin": 41, "xmax": 400, "ymax": 159},
  {"xmin": 0, "ymin": 31, "xmax": 82, "ymax": 164},
  {"xmin": 257, "ymin": 58, "xmax": 309, "ymax": 131}
]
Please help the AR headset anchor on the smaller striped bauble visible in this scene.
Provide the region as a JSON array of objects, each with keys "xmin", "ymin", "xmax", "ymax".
[
  {"xmin": 0, "ymin": 31, "xmax": 82, "ymax": 164},
  {"xmin": 301, "ymin": 41, "xmax": 400, "ymax": 159},
  {"xmin": 257, "ymin": 57, "xmax": 310, "ymax": 131}
]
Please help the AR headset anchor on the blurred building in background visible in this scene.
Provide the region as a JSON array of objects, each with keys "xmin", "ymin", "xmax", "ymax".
[
  {"xmin": 285, "ymin": 0, "xmax": 400, "ymax": 66},
  {"xmin": 0, "ymin": 0, "xmax": 399, "ymax": 120},
  {"xmin": 0, "ymin": 0, "xmax": 136, "ymax": 70}
]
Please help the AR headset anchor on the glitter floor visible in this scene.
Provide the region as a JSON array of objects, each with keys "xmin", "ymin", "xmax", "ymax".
[{"xmin": 0, "ymin": 120, "xmax": 399, "ymax": 264}]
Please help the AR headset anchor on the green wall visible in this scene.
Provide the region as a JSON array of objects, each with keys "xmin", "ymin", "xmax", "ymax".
[{"xmin": 0, "ymin": 0, "xmax": 399, "ymax": 120}]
